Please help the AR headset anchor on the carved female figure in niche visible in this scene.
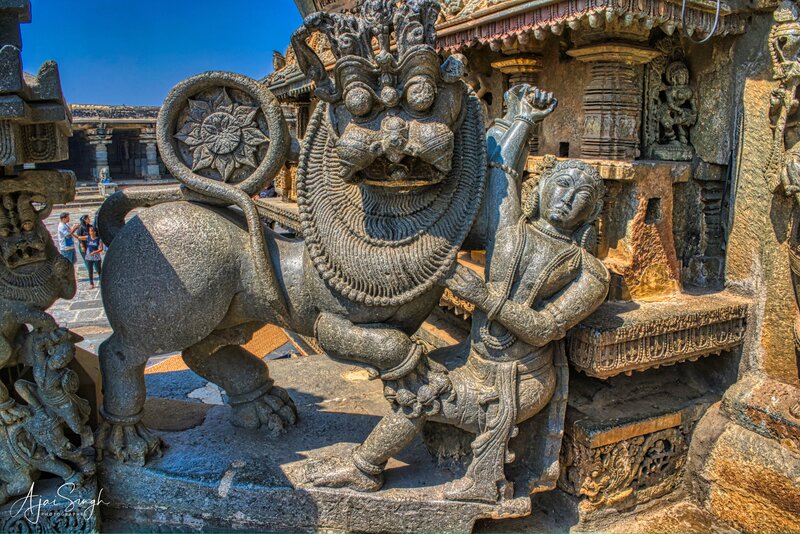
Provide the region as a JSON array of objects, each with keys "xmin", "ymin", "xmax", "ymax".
[
  {"xmin": 659, "ymin": 62, "xmax": 697, "ymax": 146},
  {"xmin": 307, "ymin": 139, "xmax": 610, "ymax": 502}
]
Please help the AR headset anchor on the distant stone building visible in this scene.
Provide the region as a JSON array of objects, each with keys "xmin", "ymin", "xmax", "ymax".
[{"xmin": 59, "ymin": 104, "xmax": 166, "ymax": 182}]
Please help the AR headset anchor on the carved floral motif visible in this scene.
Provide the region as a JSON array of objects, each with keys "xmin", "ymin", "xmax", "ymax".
[{"xmin": 174, "ymin": 87, "xmax": 269, "ymax": 181}]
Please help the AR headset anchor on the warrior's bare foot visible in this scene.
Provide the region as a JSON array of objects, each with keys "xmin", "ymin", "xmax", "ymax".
[
  {"xmin": 443, "ymin": 476, "xmax": 500, "ymax": 503},
  {"xmin": 230, "ymin": 384, "xmax": 297, "ymax": 433},
  {"xmin": 95, "ymin": 420, "xmax": 162, "ymax": 465},
  {"xmin": 305, "ymin": 454, "xmax": 384, "ymax": 492}
]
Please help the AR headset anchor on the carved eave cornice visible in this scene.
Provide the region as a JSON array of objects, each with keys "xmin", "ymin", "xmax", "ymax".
[
  {"xmin": 435, "ymin": 0, "xmax": 747, "ymax": 51},
  {"xmin": 567, "ymin": 292, "xmax": 750, "ymax": 379},
  {"xmin": 265, "ymin": 68, "xmax": 317, "ymax": 101},
  {"xmin": 0, "ymin": 1, "xmax": 71, "ymax": 165},
  {"xmin": 255, "ymin": 197, "xmax": 303, "ymax": 234}
]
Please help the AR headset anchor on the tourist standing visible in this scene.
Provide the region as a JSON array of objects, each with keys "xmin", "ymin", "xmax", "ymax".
[
  {"xmin": 74, "ymin": 214, "xmax": 92, "ymax": 273},
  {"xmin": 84, "ymin": 225, "xmax": 104, "ymax": 289},
  {"xmin": 57, "ymin": 212, "xmax": 76, "ymax": 263}
]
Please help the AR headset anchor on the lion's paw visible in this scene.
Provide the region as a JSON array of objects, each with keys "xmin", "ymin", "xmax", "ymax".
[
  {"xmin": 231, "ymin": 384, "xmax": 297, "ymax": 433},
  {"xmin": 95, "ymin": 420, "xmax": 162, "ymax": 465}
]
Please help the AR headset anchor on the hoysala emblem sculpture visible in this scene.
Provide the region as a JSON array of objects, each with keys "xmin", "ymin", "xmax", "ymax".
[{"xmin": 94, "ymin": 0, "xmax": 608, "ymax": 506}]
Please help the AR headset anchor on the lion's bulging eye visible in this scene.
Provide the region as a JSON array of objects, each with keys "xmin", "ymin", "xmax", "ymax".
[
  {"xmin": 406, "ymin": 79, "xmax": 436, "ymax": 112},
  {"xmin": 345, "ymin": 87, "xmax": 374, "ymax": 117}
]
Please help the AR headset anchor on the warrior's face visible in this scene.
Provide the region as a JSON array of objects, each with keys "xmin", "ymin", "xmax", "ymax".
[{"xmin": 540, "ymin": 168, "xmax": 599, "ymax": 233}]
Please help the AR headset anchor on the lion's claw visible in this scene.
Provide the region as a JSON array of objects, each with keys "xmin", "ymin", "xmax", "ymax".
[
  {"xmin": 95, "ymin": 420, "xmax": 162, "ymax": 465},
  {"xmin": 231, "ymin": 384, "xmax": 298, "ymax": 433}
]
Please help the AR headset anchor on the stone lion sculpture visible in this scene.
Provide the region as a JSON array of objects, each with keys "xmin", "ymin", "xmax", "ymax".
[{"xmin": 94, "ymin": 0, "xmax": 556, "ymax": 465}]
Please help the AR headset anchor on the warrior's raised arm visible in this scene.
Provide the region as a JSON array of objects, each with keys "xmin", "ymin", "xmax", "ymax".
[{"xmin": 470, "ymin": 85, "xmax": 556, "ymax": 260}]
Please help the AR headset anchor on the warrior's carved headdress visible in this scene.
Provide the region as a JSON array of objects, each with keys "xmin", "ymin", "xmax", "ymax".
[{"xmin": 291, "ymin": 0, "xmax": 448, "ymax": 113}]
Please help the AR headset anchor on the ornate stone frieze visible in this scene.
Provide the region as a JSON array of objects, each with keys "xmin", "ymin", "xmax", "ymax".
[
  {"xmin": 436, "ymin": 0, "xmax": 747, "ymax": 51},
  {"xmin": 559, "ymin": 421, "xmax": 689, "ymax": 512},
  {"xmin": 567, "ymin": 293, "xmax": 749, "ymax": 379}
]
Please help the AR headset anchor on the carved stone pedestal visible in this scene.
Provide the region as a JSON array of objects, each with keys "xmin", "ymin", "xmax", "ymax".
[
  {"xmin": 554, "ymin": 358, "xmax": 734, "ymax": 528},
  {"xmin": 567, "ymin": 292, "xmax": 749, "ymax": 378},
  {"xmin": 99, "ymin": 355, "xmax": 531, "ymax": 533}
]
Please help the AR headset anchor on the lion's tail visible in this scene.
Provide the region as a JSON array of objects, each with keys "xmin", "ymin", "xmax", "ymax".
[{"xmin": 96, "ymin": 186, "xmax": 182, "ymax": 245}]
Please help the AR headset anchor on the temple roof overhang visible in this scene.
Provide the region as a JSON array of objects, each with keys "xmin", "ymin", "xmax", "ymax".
[
  {"xmin": 267, "ymin": 0, "xmax": 753, "ymax": 97},
  {"xmin": 69, "ymin": 104, "xmax": 159, "ymax": 126},
  {"xmin": 436, "ymin": 0, "xmax": 747, "ymax": 51}
]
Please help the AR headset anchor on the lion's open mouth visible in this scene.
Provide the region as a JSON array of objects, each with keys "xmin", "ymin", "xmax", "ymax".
[
  {"xmin": 2, "ymin": 239, "xmax": 47, "ymax": 269},
  {"xmin": 359, "ymin": 156, "xmax": 447, "ymax": 188}
]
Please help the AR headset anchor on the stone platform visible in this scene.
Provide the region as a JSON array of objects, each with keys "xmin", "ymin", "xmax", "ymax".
[
  {"xmin": 0, "ymin": 477, "xmax": 99, "ymax": 532},
  {"xmin": 99, "ymin": 355, "xmax": 531, "ymax": 533}
]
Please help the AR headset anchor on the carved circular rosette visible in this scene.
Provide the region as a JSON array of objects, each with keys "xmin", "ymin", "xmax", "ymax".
[{"xmin": 157, "ymin": 71, "xmax": 289, "ymax": 201}]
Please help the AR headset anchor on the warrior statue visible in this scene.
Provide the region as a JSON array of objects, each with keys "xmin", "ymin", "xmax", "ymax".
[
  {"xmin": 94, "ymin": 0, "xmax": 557, "ymax": 464},
  {"xmin": 306, "ymin": 98, "xmax": 610, "ymax": 502}
]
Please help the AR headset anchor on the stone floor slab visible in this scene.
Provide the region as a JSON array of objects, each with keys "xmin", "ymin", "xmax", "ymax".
[{"xmin": 99, "ymin": 355, "xmax": 532, "ymax": 533}]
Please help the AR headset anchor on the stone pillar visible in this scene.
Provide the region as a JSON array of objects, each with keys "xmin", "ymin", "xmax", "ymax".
[
  {"xmin": 140, "ymin": 128, "xmax": 160, "ymax": 180},
  {"xmin": 87, "ymin": 127, "xmax": 113, "ymax": 181},
  {"xmin": 567, "ymin": 43, "xmax": 660, "ymax": 160},
  {"xmin": 295, "ymin": 102, "xmax": 310, "ymax": 139},
  {"xmin": 491, "ymin": 56, "xmax": 543, "ymax": 154}
]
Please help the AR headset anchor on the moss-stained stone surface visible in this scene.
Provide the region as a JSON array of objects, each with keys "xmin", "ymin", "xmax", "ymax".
[
  {"xmin": 726, "ymin": 78, "xmax": 799, "ymax": 386},
  {"xmin": 689, "ymin": 403, "xmax": 800, "ymax": 532}
]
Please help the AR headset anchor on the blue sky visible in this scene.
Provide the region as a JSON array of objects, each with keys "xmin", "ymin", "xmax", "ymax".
[{"xmin": 20, "ymin": 0, "xmax": 303, "ymax": 106}]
